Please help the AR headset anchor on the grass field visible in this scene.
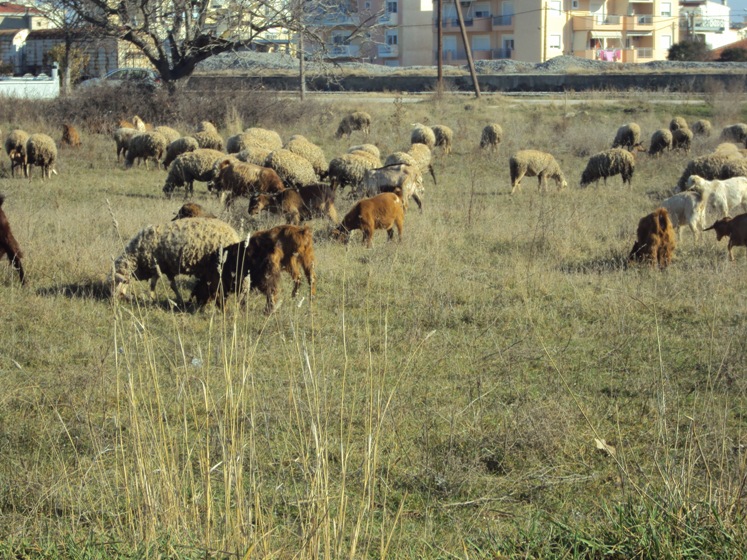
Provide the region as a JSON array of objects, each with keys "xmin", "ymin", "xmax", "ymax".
[{"xmin": 1, "ymin": 89, "xmax": 747, "ymax": 558}]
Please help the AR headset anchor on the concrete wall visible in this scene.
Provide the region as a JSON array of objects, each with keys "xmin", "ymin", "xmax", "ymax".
[
  {"xmin": 0, "ymin": 63, "xmax": 58, "ymax": 98},
  {"xmin": 187, "ymin": 71, "xmax": 747, "ymax": 93}
]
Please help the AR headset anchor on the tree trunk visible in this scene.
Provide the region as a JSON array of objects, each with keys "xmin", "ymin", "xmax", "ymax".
[{"xmin": 299, "ymin": 31, "xmax": 306, "ymax": 100}]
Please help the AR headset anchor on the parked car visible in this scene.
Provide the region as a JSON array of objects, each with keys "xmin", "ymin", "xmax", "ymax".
[{"xmin": 78, "ymin": 68, "xmax": 161, "ymax": 89}]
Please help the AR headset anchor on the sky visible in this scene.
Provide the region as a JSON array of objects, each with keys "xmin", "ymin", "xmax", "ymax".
[{"xmin": 729, "ymin": 1, "xmax": 747, "ymax": 22}]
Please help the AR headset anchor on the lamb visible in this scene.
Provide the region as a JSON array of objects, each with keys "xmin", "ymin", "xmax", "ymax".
[
  {"xmin": 211, "ymin": 158, "xmax": 285, "ymax": 208},
  {"xmin": 691, "ymin": 119, "xmax": 712, "ymax": 137},
  {"xmin": 685, "ymin": 174, "xmax": 747, "ymax": 218},
  {"xmin": 162, "ymin": 148, "xmax": 226, "ymax": 197},
  {"xmin": 113, "ymin": 127, "xmax": 138, "ymax": 163},
  {"xmin": 237, "ymin": 146, "xmax": 273, "ymax": 167},
  {"xmin": 250, "ymin": 224, "xmax": 316, "ymax": 298},
  {"xmin": 720, "ymin": 123, "xmax": 747, "ymax": 145},
  {"xmin": 61, "ymin": 123, "xmax": 81, "ymax": 148},
  {"xmin": 480, "ymin": 123, "xmax": 502, "ymax": 151},
  {"xmin": 332, "ymin": 192, "xmax": 404, "ymax": 248},
  {"xmin": 5, "ymin": 129, "xmax": 29, "ymax": 177},
  {"xmin": 612, "ymin": 123, "xmax": 643, "ymax": 151},
  {"xmin": 672, "ymin": 127, "xmax": 693, "ymax": 153},
  {"xmin": 191, "ymin": 234, "xmax": 282, "ymax": 314},
  {"xmin": 243, "ymin": 128, "xmax": 283, "ymax": 151},
  {"xmin": 111, "ymin": 217, "xmax": 241, "ymax": 305},
  {"xmin": 172, "ymin": 202, "xmax": 216, "ymax": 220},
  {"xmin": 669, "ymin": 116, "xmax": 689, "ymax": 132},
  {"xmin": 0, "ymin": 194, "xmax": 25, "ymax": 284},
  {"xmin": 659, "ymin": 190, "xmax": 708, "ymax": 241},
  {"xmin": 163, "ymin": 136, "xmax": 199, "ymax": 169},
  {"xmin": 431, "ymin": 124, "xmax": 453, "ymax": 155},
  {"xmin": 248, "ymin": 183, "xmax": 338, "ymax": 225},
  {"xmin": 335, "ymin": 111, "xmax": 372, "ymax": 139},
  {"xmin": 509, "ymin": 150, "xmax": 567, "ymax": 194},
  {"xmin": 580, "ymin": 148, "xmax": 635, "ymax": 188},
  {"xmin": 125, "ymin": 131, "xmax": 167, "ymax": 169},
  {"xmin": 363, "ymin": 163, "xmax": 424, "ymax": 211},
  {"xmin": 154, "ymin": 126, "xmax": 181, "ymax": 145},
  {"xmin": 328, "ymin": 153, "xmax": 380, "ymax": 192},
  {"xmin": 629, "ymin": 208, "xmax": 675, "ymax": 269},
  {"xmin": 676, "ymin": 154, "xmax": 747, "ymax": 191},
  {"xmin": 704, "ymin": 213, "xmax": 747, "ymax": 260},
  {"xmin": 285, "ymin": 135, "xmax": 328, "ymax": 178},
  {"xmin": 192, "ymin": 130, "xmax": 225, "ymax": 152},
  {"xmin": 648, "ymin": 129, "xmax": 673, "ymax": 157},
  {"xmin": 410, "ymin": 123, "xmax": 436, "ymax": 149},
  {"xmin": 264, "ymin": 149, "xmax": 318, "ymax": 187},
  {"xmin": 26, "ymin": 133, "xmax": 57, "ymax": 180}
]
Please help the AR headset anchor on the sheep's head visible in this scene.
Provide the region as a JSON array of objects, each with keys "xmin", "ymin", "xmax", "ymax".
[
  {"xmin": 247, "ymin": 194, "xmax": 271, "ymax": 215},
  {"xmin": 331, "ymin": 224, "xmax": 350, "ymax": 244}
]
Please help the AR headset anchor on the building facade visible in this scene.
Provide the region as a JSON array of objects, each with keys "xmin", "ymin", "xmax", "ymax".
[{"xmin": 680, "ymin": 0, "xmax": 739, "ymax": 50}]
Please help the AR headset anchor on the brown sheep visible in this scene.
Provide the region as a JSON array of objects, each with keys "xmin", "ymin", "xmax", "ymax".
[
  {"xmin": 252, "ymin": 224, "xmax": 316, "ymax": 298},
  {"xmin": 332, "ymin": 192, "xmax": 404, "ymax": 248},
  {"xmin": 704, "ymin": 213, "xmax": 747, "ymax": 261},
  {"xmin": 211, "ymin": 159, "xmax": 285, "ymax": 209},
  {"xmin": 192, "ymin": 234, "xmax": 283, "ymax": 314},
  {"xmin": 172, "ymin": 202, "xmax": 216, "ymax": 221},
  {"xmin": 629, "ymin": 208, "xmax": 675, "ymax": 269},
  {"xmin": 248, "ymin": 183, "xmax": 338, "ymax": 225},
  {"xmin": 0, "ymin": 194, "xmax": 24, "ymax": 284},
  {"xmin": 61, "ymin": 124, "xmax": 81, "ymax": 148}
]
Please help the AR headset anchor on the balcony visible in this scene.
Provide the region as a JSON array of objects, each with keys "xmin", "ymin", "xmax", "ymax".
[
  {"xmin": 439, "ymin": 16, "xmax": 493, "ymax": 33},
  {"xmin": 439, "ymin": 48, "xmax": 512, "ymax": 63},
  {"xmin": 492, "ymin": 14, "xmax": 513, "ymax": 28},
  {"xmin": 378, "ymin": 44, "xmax": 398, "ymax": 57},
  {"xmin": 307, "ymin": 13, "xmax": 361, "ymax": 27},
  {"xmin": 492, "ymin": 48, "xmax": 512, "ymax": 59},
  {"xmin": 328, "ymin": 44, "xmax": 361, "ymax": 57},
  {"xmin": 573, "ymin": 14, "xmax": 623, "ymax": 31},
  {"xmin": 378, "ymin": 12, "xmax": 396, "ymax": 25},
  {"xmin": 693, "ymin": 17, "xmax": 727, "ymax": 32}
]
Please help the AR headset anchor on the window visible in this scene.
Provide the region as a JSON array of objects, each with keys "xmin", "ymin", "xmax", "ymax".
[
  {"xmin": 548, "ymin": 34, "xmax": 561, "ymax": 49},
  {"xmin": 472, "ymin": 34, "xmax": 490, "ymax": 51},
  {"xmin": 549, "ymin": 0, "xmax": 561, "ymax": 14},
  {"xmin": 503, "ymin": 36, "xmax": 514, "ymax": 50},
  {"xmin": 660, "ymin": 2, "xmax": 671, "ymax": 17},
  {"xmin": 571, "ymin": 0, "xmax": 579, "ymax": 8},
  {"xmin": 474, "ymin": 2, "xmax": 491, "ymax": 18},
  {"xmin": 387, "ymin": 1, "xmax": 397, "ymax": 14},
  {"xmin": 660, "ymin": 34, "xmax": 672, "ymax": 49},
  {"xmin": 386, "ymin": 30, "xmax": 398, "ymax": 45}
]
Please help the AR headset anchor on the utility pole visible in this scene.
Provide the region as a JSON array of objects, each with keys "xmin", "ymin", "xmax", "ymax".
[
  {"xmin": 543, "ymin": 2, "xmax": 548, "ymax": 62},
  {"xmin": 437, "ymin": 0, "xmax": 443, "ymax": 94},
  {"xmin": 454, "ymin": 0, "xmax": 480, "ymax": 98}
]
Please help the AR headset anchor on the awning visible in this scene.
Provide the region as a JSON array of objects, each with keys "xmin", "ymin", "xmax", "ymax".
[
  {"xmin": 590, "ymin": 31, "xmax": 623, "ymax": 39},
  {"xmin": 627, "ymin": 31, "xmax": 653, "ymax": 37}
]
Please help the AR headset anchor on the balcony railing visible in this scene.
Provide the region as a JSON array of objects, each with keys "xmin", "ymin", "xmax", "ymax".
[
  {"xmin": 492, "ymin": 48, "xmax": 512, "ymax": 59},
  {"xmin": 377, "ymin": 44, "xmax": 398, "ymax": 57},
  {"xmin": 440, "ymin": 48, "xmax": 512, "ymax": 61},
  {"xmin": 693, "ymin": 17, "xmax": 727, "ymax": 32},
  {"xmin": 492, "ymin": 14, "xmax": 513, "ymax": 26},
  {"xmin": 328, "ymin": 44, "xmax": 361, "ymax": 57},
  {"xmin": 307, "ymin": 13, "xmax": 361, "ymax": 26},
  {"xmin": 378, "ymin": 12, "xmax": 396, "ymax": 24}
]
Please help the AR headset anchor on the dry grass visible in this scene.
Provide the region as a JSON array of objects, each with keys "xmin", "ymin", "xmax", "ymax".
[{"xmin": 1, "ymin": 91, "xmax": 747, "ymax": 558}]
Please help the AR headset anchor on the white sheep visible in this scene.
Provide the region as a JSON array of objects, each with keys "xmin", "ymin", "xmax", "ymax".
[
  {"xmin": 685, "ymin": 174, "xmax": 747, "ymax": 218},
  {"xmin": 509, "ymin": 150, "xmax": 567, "ymax": 194},
  {"xmin": 335, "ymin": 112, "xmax": 371, "ymax": 139},
  {"xmin": 285, "ymin": 135, "xmax": 328, "ymax": 178},
  {"xmin": 163, "ymin": 148, "xmax": 226, "ymax": 197},
  {"xmin": 410, "ymin": 123, "xmax": 436, "ymax": 149},
  {"xmin": 580, "ymin": 149, "xmax": 635, "ymax": 188},
  {"xmin": 113, "ymin": 127, "xmax": 138, "ymax": 163},
  {"xmin": 163, "ymin": 136, "xmax": 199, "ymax": 169},
  {"xmin": 480, "ymin": 123, "xmax": 502, "ymax": 151},
  {"xmin": 111, "ymin": 217, "xmax": 240, "ymax": 305},
  {"xmin": 264, "ymin": 149, "xmax": 318, "ymax": 187},
  {"xmin": 243, "ymin": 127, "xmax": 283, "ymax": 151},
  {"xmin": 125, "ymin": 131, "xmax": 167, "ymax": 169},
  {"xmin": 659, "ymin": 190, "xmax": 708, "ymax": 241},
  {"xmin": 363, "ymin": 163, "xmax": 424, "ymax": 211},
  {"xmin": 612, "ymin": 123, "xmax": 642, "ymax": 151},
  {"xmin": 237, "ymin": 146, "xmax": 273, "ymax": 167},
  {"xmin": 154, "ymin": 125, "xmax": 181, "ymax": 144},
  {"xmin": 26, "ymin": 133, "xmax": 57, "ymax": 180},
  {"xmin": 431, "ymin": 124, "xmax": 453, "ymax": 155}
]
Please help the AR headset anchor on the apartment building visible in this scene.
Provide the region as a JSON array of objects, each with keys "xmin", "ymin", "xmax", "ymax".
[
  {"xmin": 680, "ymin": 0, "xmax": 739, "ymax": 49},
  {"xmin": 437, "ymin": 0, "xmax": 679, "ymax": 64}
]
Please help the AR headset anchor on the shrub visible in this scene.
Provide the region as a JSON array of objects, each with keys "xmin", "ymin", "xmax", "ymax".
[
  {"xmin": 667, "ymin": 40, "xmax": 711, "ymax": 61},
  {"xmin": 718, "ymin": 47, "xmax": 747, "ymax": 62}
]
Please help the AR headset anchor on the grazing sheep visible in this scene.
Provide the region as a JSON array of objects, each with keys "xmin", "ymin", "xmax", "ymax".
[
  {"xmin": 163, "ymin": 148, "xmax": 226, "ymax": 197},
  {"xmin": 389, "ymin": 143, "xmax": 437, "ymax": 185},
  {"xmin": 685, "ymin": 174, "xmax": 747, "ymax": 218},
  {"xmin": 26, "ymin": 133, "xmax": 57, "ymax": 180},
  {"xmin": 480, "ymin": 123, "xmax": 502, "ymax": 151},
  {"xmin": 332, "ymin": 192, "xmax": 404, "ymax": 248},
  {"xmin": 154, "ymin": 126, "xmax": 181, "ymax": 145},
  {"xmin": 648, "ymin": 129, "xmax": 673, "ymax": 157},
  {"xmin": 612, "ymin": 123, "xmax": 643, "ymax": 151},
  {"xmin": 704, "ymin": 213, "xmax": 747, "ymax": 260},
  {"xmin": 211, "ymin": 158, "xmax": 285, "ymax": 208},
  {"xmin": 509, "ymin": 150, "xmax": 567, "ymax": 194},
  {"xmin": 363, "ymin": 163, "xmax": 425, "ymax": 211},
  {"xmin": 629, "ymin": 208, "xmax": 675, "ymax": 269},
  {"xmin": 243, "ymin": 128, "xmax": 283, "ymax": 151},
  {"xmin": 5, "ymin": 129, "xmax": 29, "ymax": 177},
  {"xmin": 125, "ymin": 131, "xmax": 167, "ymax": 169},
  {"xmin": 348, "ymin": 148, "xmax": 381, "ymax": 169},
  {"xmin": 236, "ymin": 146, "xmax": 273, "ymax": 167},
  {"xmin": 713, "ymin": 143, "xmax": 742, "ymax": 158},
  {"xmin": 248, "ymin": 183, "xmax": 338, "ymax": 225},
  {"xmin": 240, "ymin": 224, "xmax": 316, "ymax": 298},
  {"xmin": 676, "ymin": 154, "xmax": 747, "ymax": 191},
  {"xmin": 0, "ymin": 194, "xmax": 25, "ymax": 284},
  {"xmin": 163, "ymin": 136, "xmax": 199, "ymax": 169},
  {"xmin": 669, "ymin": 116, "xmax": 689, "ymax": 132},
  {"xmin": 191, "ymin": 235, "xmax": 282, "ymax": 314},
  {"xmin": 113, "ymin": 127, "xmax": 138, "ymax": 163},
  {"xmin": 659, "ymin": 190, "xmax": 708, "ymax": 241},
  {"xmin": 132, "ymin": 116, "xmax": 147, "ymax": 131},
  {"xmin": 431, "ymin": 124, "xmax": 453, "ymax": 155},
  {"xmin": 61, "ymin": 123, "xmax": 81, "ymax": 148},
  {"xmin": 580, "ymin": 148, "xmax": 635, "ymax": 188},
  {"xmin": 285, "ymin": 135, "xmax": 328, "ymax": 178},
  {"xmin": 172, "ymin": 202, "xmax": 216, "ymax": 221},
  {"xmin": 196, "ymin": 121, "xmax": 218, "ymax": 135},
  {"xmin": 721, "ymin": 123, "xmax": 747, "ymax": 145},
  {"xmin": 347, "ymin": 143, "xmax": 380, "ymax": 160},
  {"xmin": 264, "ymin": 149, "xmax": 318, "ymax": 188},
  {"xmin": 193, "ymin": 130, "xmax": 224, "ymax": 152},
  {"xmin": 410, "ymin": 123, "xmax": 436, "ymax": 149},
  {"xmin": 111, "ymin": 217, "xmax": 241, "ymax": 305},
  {"xmin": 672, "ymin": 127, "xmax": 693, "ymax": 153},
  {"xmin": 691, "ymin": 119, "xmax": 712, "ymax": 137},
  {"xmin": 328, "ymin": 153, "xmax": 380, "ymax": 192},
  {"xmin": 335, "ymin": 111, "xmax": 372, "ymax": 139}
]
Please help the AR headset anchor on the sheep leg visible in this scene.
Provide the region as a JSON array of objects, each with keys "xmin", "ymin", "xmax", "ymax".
[
  {"xmin": 728, "ymin": 242, "xmax": 736, "ymax": 262},
  {"xmin": 411, "ymin": 193, "xmax": 423, "ymax": 212},
  {"xmin": 510, "ymin": 171, "xmax": 524, "ymax": 195},
  {"xmin": 299, "ymin": 254, "xmax": 316, "ymax": 297},
  {"xmin": 395, "ymin": 216, "xmax": 404, "ymax": 242},
  {"xmin": 168, "ymin": 276, "xmax": 185, "ymax": 306},
  {"xmin": 362, "ymin": 223, "xmax": 374, "ymax": 248},
  {"xmin": 327, "ymin": 203, "xmax": 339, "ymax": 224}
]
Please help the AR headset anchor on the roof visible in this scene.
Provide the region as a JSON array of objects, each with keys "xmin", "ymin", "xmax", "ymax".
[
  {"xmin": 0, "ymin": 2, "xmax": 43, "ymax": 16},
  {"xmin": 710, "ymin": 38, "xmax": 747, "ymax": 58}
]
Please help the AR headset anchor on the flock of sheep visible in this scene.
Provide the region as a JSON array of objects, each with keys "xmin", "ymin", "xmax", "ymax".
[{"xmin": 3, "ymin": 107, "xmax": 747, "ymax": 311}]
